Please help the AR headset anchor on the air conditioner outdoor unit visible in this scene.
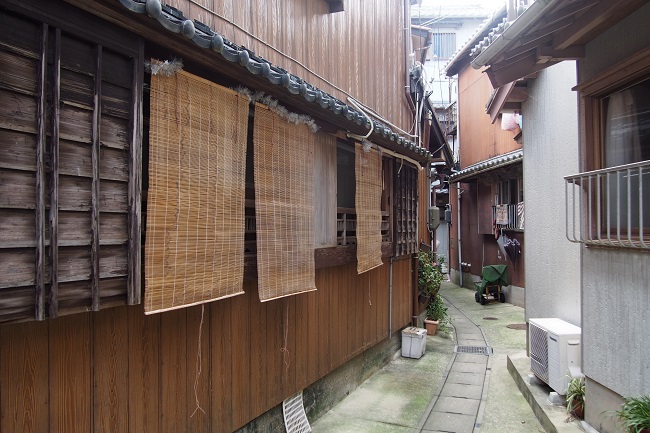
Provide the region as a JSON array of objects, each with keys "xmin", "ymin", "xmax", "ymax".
[{"xmin": 529, "ymin": 318, "xmax": 581, "ymax": 395}]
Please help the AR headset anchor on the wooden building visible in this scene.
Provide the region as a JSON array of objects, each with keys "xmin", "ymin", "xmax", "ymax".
[
  {"xmin": 444, "ymin": 8, "xmax": 526, "ymax": 305},
  {"xmin": 0, "ymin": 0, "xmax": 444, "ymax": 431}
]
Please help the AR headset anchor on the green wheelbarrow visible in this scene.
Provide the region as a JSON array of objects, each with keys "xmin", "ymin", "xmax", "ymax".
[{"xmin": 474, "ymin": 265, "xmax": 509, "ymax": 305}]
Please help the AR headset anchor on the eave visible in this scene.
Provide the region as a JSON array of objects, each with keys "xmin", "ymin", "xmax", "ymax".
[
  {"xmin": 449, "ymin": 149, "xmax": 523, "ymax": 183},
  {"xmin": 59, "ymin": 0, "xmax": 431, "ymax": 164},
  {"xmin": 469, "ymin": 0, "xmax": 648, "ymax": 88}
]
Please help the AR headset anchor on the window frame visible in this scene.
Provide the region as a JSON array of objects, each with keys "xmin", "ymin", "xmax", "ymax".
[{"xmin": 568, "ymin": 48, "xmax": 650, "ymax": 246}]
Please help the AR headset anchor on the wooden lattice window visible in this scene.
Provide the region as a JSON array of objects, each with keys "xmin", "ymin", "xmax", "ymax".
[
  {"xmin": 394, "ymin": 162, "xmax": 418, "ymax": 256},
  {"xmin": 0, "ymin": 7, "xmax": 143, "ymax": 322}
]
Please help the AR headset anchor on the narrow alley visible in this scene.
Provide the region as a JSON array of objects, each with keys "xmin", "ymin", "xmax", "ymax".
[{"xmin": 311, "ymin": 282, "xmax": 577, "ymax": 433}]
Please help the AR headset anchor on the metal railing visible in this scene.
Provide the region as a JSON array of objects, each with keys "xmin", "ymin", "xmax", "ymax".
[
  {"xmin": 492, "ymin": 203, "xmax": 524, "ymax": 231},
  {"xmin": 565, "ymin": 160, "xmax": 650, "ymax": 249}
]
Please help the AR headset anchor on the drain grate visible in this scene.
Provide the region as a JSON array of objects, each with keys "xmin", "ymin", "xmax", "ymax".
[
  {"xmin": 455, "ymin": 345, "xmax": 493, "ymax": 355},
  {"xmin": 483, "ymin": 317, "xmax": 498, "ymax": 320}
]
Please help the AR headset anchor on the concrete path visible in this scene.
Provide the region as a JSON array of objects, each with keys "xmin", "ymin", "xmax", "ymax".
[
  {"xmin": 311, "ymin": 282, "xmax": 552, "ymax": 433},
  {"xmin": 414, "ymin": 298, "xmax": 491, "ymax": 433}
]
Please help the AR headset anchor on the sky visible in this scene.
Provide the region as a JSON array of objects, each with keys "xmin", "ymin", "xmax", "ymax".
[{"xmin": 417, "ymin": 0, "xmax": 506, "ymax": 13}]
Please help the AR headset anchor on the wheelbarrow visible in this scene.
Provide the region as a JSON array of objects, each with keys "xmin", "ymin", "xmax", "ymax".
[{"xmin": 474, "ymin": 265, "xmax": 508, "ymax": 305}]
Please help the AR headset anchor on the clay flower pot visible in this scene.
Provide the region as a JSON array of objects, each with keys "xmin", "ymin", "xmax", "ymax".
[{"xmin": 424, "ymin": 319, "xmax": 439, "ymax": 336}]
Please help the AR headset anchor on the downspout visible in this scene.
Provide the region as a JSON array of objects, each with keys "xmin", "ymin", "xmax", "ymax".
[
  {"xmin": 389, "ymin": 257, "xmax": 393, "ymax": 336},
  {"xmin": 403, "ymin": 0, "xmax": 416, "ymax": 114},
  {"xmin": 412, "ymin": 253, "xmax": 419, "ymax": 327},
  {"xmin": 457, "ymin": 184, "xmax": 463, "ymax": 287}
]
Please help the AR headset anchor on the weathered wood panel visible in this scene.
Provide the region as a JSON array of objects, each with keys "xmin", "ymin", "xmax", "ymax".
[{"xmin": 0, "ymin": 0, "xmax": 141, "ymax": 323}]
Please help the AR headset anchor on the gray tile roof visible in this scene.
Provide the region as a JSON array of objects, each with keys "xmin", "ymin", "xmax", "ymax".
[{"xmin": 449, "ymin": 149, "xmax": 523, "ymax": 182}]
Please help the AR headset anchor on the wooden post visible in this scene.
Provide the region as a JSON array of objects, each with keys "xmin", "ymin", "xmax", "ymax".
[
  {"xmin": 128, "ymin": 40, "xmax": 144, "ymax": 305},
  {"xmin": 49, "ymin": 28, "xmax": 61, "ymax": 318},
  {"xmin": 91, "ymin": 45, "xmax": 102, "ymax": 312},
  {"xmin": 35, "ymin": 23, "xmax": 48, "ymax": 321}
]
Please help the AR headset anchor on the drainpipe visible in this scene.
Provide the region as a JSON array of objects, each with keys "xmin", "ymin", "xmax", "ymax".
[
  {"xmin": 457, "ymin": 184, "xmax": 463, "ymax": 287},
  {"xmin": 389, "ymin": 256, "xmax": 393, "ymax": 336},
  {"xmin": 412, "ymin": 253, "xmax": 419, "ymax": 327},
  {"xmin": 403, "ymin": 0, "xmax": 416, "ymax": 114}
]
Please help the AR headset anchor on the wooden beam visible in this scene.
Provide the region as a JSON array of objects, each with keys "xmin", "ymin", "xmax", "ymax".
[
  {"xmin": 91, "ymin": 45, "xmax": 102, "ymax": 312},
  {"xmin": 521, "ymin": 15, "xmax": 575, "ymax": 45},
  {"xmin": 128, "ymin": 39, "xmax": 144, "ymax": 305},
  {"xmin": 553, "ymin": 0, "xmax": 620, "ymax": 50},
  {"xmin": 486, "ymin": 81, "xmax": 516, "ymax": 124},
  {"xmin": 35, "ymin": 23, "xmax": 48, "ymax": 321},
  {"xmin": 486, "ymin": 51, "xmax": 555, "ymax": 88},
  {"xmin": 537, "ymin": 45, "xmax": 585, "ymax": 63},
  {"xmin": 49, "ymin": 28, "xmax": 61, "ymax": 318}
]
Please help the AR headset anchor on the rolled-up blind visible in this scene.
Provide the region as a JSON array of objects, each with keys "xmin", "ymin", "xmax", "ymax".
[{"xmin": 145, "ymin": 71, "xmax": 249, "ymax": 314}]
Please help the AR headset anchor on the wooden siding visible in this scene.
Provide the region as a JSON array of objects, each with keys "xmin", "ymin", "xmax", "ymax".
[
  {"xmin": 458, "ymin": 66, "xmax": 521, "ymax": 167},
  {"xmin": 71, "ymin": 0, "xmax": 412, "ymax": 134},
  {"xmin": 0, "ymin": 259, "xmax": 413, "ymax": 433},
  {"xmin": 0, "ymin": 6, "xmax": 142, "ymax": 321}
]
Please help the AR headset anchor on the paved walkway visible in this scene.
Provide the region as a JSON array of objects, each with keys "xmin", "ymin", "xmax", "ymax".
[
  {"xmin": 414, "ymin": 297, "xmax": 491, "ymax": 432},
  {"xmin": 311, "ymin": 282, "xmax": 552, "ymax": 433}
]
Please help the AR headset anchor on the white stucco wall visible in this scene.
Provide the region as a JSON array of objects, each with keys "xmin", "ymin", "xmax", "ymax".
[
  {"xmin": 522, "ymin": 62, "xmax": 581, "ymax": 326},
  {"xmin": 578, "ymin": 4, "xmax": 650, "ymax": 398}
]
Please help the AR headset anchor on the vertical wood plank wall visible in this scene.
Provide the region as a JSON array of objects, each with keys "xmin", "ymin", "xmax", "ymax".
[
  {"xmin": 458, "ymin": 66, "xmax": 521, "ymax": 167},
  {"xmin": 0, "ymin": 259, "xmax": 413, "ymax": 433},
  {"xmin": 127, "ymin": 0, "xmax": 412, "ymax": 134}
]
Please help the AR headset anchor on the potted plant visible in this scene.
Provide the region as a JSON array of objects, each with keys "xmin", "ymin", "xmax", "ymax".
[
  {"xmin": 424, "ymin": 293, "xmax": 450, "ymax": 336},
  {"xmin": 418, "ymin": 251, "xmax": 444, "ymax": 307},
  {"xmin": 616, "ymin": 395, "xmax": 650, "ymax": 433},
  {"xmin": 565, "ymin": 377, "xmax": 585, "ymax": 419}
]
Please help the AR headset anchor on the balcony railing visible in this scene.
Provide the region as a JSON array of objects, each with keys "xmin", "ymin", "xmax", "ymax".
[
  {"xmin": 565, "ymin": 160, "xmax": 650, "ymax": 249},
  {"xmin": 492, "ymin": 203, "xmax": 524, "ymax": 231}
]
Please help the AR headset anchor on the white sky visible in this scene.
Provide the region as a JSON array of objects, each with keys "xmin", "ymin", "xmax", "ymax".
[{"xmin": 418, "ymin": 0, "xmax": 506, "ymax": 13}]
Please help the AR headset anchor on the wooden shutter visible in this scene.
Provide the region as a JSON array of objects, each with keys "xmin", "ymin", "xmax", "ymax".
[{"xmin": 0, "ymin": 9, "xmax": 142, "ymax": 321}]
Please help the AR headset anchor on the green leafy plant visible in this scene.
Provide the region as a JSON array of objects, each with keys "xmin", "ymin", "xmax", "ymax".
[
  {"xmin": 565, "ymin": 377, "xmax": 585, "ymax": 417},
  {"xmin": 617, "ymin": 395, "xmax": 650, "ymax": 433},
  {"xmin": 418, "ymin": 251, "xmax": 444, "ymax": 300},
  {"xmin": 426, "ymin": 294, "xmax": 450, "ymax": 334}
]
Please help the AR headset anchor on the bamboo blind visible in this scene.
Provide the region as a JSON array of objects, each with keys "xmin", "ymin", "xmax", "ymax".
[
  {"xmin": 355, "ymin": 143, "xmax": 383, "ymax": 274},
  {"xmin": 253, "ymin": 103, "xmax": 316, "ymax": 302},
  {"xmin": 145, "ymin": 71, "xmax": 249, "ymax": 314}
]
